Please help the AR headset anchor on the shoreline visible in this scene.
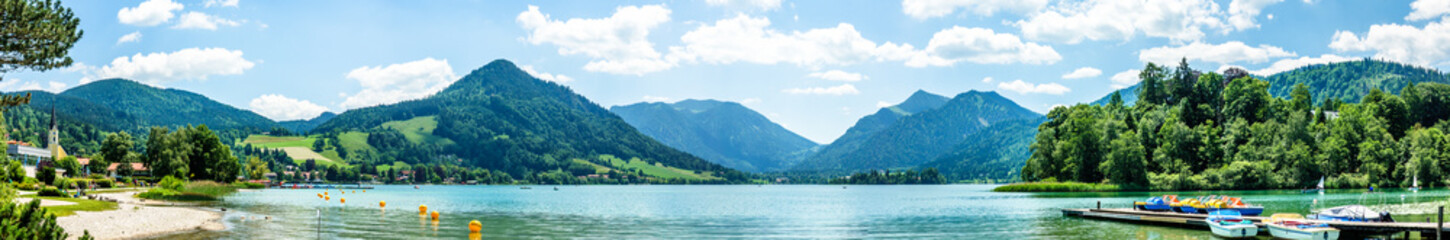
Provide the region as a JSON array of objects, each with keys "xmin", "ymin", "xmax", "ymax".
[{"xmin": 56, "ymin": 191, "xmax": 225, "ymax": 240}]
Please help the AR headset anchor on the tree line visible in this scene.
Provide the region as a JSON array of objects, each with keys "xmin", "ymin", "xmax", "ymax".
[{"xmin": 1022, "ymin": 59, "xmax": 1450, "ymax": 190}]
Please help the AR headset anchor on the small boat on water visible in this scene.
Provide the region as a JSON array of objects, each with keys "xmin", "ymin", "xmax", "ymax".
[
  {"xmin": 520, "ymin": 186, "xmax": 532, "ymax": 190},
  {"xmin": 1409, "ymin": 175, "xmax": 1420, "ymax": 193},
  {"xmin": 1303, "ymin": 177, "xmax": 1325, "ymax": 194},
  {"xmin": 1172, "ymin": 197, "xmax": 1204, "ymax": 213},
  {"xmin": 1204, "ymin": 196, "xmax": 1264, "ymax": 216},
  {"xmin": 1134, "ymin": 196, "xmax": 1173, "ymax": 211},
  {"xmin": 1267, "ymin": 213, "xmax": 1340, "ymax": 240},
  {"xmin": 1308, "ymin": 205, "xmax": 1394, "ymax": 222},
  {"xmin": 1206, "ymin": 210, "xmax": 1258, "ymax": 239}
]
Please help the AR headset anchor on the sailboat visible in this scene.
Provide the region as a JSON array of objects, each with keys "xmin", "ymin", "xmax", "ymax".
[
  {"xmin": 1409, "ymin": 175, "xmax": 1419, "ymax": 193},
  {"xmin": 1303, "ymin": 177, "xmax": 1325, "ymax": 194}
]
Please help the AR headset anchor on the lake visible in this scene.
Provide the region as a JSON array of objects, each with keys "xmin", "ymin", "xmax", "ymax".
[{"xmin": 160, "ymin": 185, "xmax": 1450, "ymax": 239}]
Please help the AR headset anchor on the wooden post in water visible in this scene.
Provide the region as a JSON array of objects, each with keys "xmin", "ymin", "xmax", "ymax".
[
  {"xmin": 1097, "ymin": 201, "xmax": 1101, "ymax": 209},
  {"xmin": 1437, "ymin": 205, "xmax": 1444, "ymax": 240}
]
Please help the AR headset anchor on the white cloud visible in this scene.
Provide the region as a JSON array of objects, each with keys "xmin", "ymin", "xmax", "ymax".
[
  {"xmin": 518, "ymin": 65, "xmax": 574, "ymax": 83},
  {"xmin": 1227, "ymin": 0, "xmax": 1284, "ymax": 30},
  {"xmin": 0, "ymin": 79, "xmax": 69, "ymax": 93},
  {"xmin": 997, "ymin": 79, "xmax": 1070, "ymax": 95},
  {"xmin": 1407, "ymin": 0, "xmax": 1450, "ymax": 21},
  {"xmin": 250, "ymin": 94, "xmax": 328, "ymax": 121},
  {"xmin": 1109, "ymin": 69, "xmax": 1141, "ymax": 89},
  {"xmin": 906, "ymin": 26, "xmax": 1061, "ymax": 66},
  {"xmin": 642, "ymin": 95, "xmax": 671, "ymax": 102},
  {"xmin": 705, "ymin": 0, "xmax": 781, "ymax": 11},
  {"xmin": 667, "ymin": 14, "xmax": 916, "ymax": 68},
  {"xmin": 783, "ymin": 84, "xmax": 860, "ymax": 95},
  {"xmin": 1329, "ymin": 18, "xmax": 1450, "ymax": 67},
  {"xmin": 173, "ymin": 12, "xmax": 240, "ymax": 30},
  {"xmin": 116, "ymin": 31, "xmax": 142, "ymax": 45},
  {"xmin": 90, "ymin": 47, "xmax": 256, "ymax": 85},
  {"xmin": 1016, "ymin": 0, "xmax": 1230, "ymax": 44},
  {"xmin": 739, "ymin": 98, "xmax": 761, "ymax": 105},
  {"xmin": 1061, "ymin": 67, "xmax": 1103, "ymax": 79},
  {"xmin": 1248, "ymin": 54, "xmax": 1357, "ymax": 76},
  {"xmin": 517, "ymin": 5, "xmax": 673, "ymax": 75},
  {"xmin": 807, "ymin": 70, "xmax": 866, "ymax": 82},
  {"xmin": 981, "ymin": 77, "xmax": 994, "ymax": 83},
  {"xmin": 204, "ymin": 0, "xmax": 239, "ymax": 8},
  {"xmin": 118, "ymin": 0, "xmax": 183, "ymax": 26},
  {"xmin": 901, "ymin": 0, "xmax": 1048, "ymax": 19},
  {"xmin": 340, "ymin": 58, "xmax": 457, "ymax": 109},
  {"xmin": 1138, "ymin": 41, "xmax": 1295, "ymax": 65},
  {"xmin": 876, "ymin": 101, "xmax": 893, "ymax": 108}
]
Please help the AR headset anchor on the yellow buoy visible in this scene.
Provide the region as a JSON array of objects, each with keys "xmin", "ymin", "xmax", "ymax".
[
  {"xmin": 325, "ymin": 196, "xmax": 330, "ymax": 201},
  {"xmin": 431, "ymin": 210, "xmax": 440, "ymax": 221},
  {"xmin": 469, "ymin": 220, "xmax": 482, "ymax": 233},
  {"xmin": 363, "ymin": 190, "xmax": 366, "ymax": 193},
  {"xmin": 340, "ymin": 198, "xmax": 346, "ymax": 204},
  {"xmin": 324, "ymin": 191, "xmax": 329, "ymax": 195},
  {"xmin": 352, "ymin": 190, "xmax": 356, "ymax": 194},
  {"xmin": 317, "ymin": 193, "xmax": 323, "ymax": 198},
  {"xmin": 380, "ymin": 201, "xmax": 387, "ymax": 208},
  {"xmin": 419, "ymin": 205, "xmax": 428, "ymax": 215}
]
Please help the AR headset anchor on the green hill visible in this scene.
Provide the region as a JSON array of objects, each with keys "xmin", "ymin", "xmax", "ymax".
[
  {"xmin": 611, "ymin": 99, "xmax": 818, "ymax": 173},
  {"xmin": 1093, "ymin": 59, "xmax": 1450, "ymax": 106},
  {"xmin": 277, "ymin": 112, "xmax": 336, "ymax": 133},
  {"xmin": 312, "ymin": 59, "xmax": 744, "ymax": 181},
  {"xmin": 60, "ymin": 79, "xmax": 279, "ymax": 131},
  {"xmin": 792, "ymin": 90, "xmax": 1042, "ymax": 173},
  {"xmin": 1262, "ymin": 59, "xmax": 1450, "ymax": 103},
  {"xmin": 921, "ymin": 117, "xmax": 1044, "ymax": 181}
]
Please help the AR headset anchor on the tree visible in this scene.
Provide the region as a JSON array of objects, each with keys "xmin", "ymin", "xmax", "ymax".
[
  {"xmin": 97, "ymin": 132, "xmax": 131, "ymax": 175},
  {"xmin": 144, "ymin": 127, "xmax": 188, "ymax": 179},
  {"xmin": 54, "ymin": 156, "xmax": 78, "ymax": 177},
  {"xmin": 0, "ymin": 0, "xmax": 84, "ymax": 81},
  {"xmin": 1138, "ymin": 63, "xmax": 1168, "ymax": 105},
  {"xmin": 312, "ymin": 138, "xmax": 326, "ymax": 152},
  {"xmin": 36, "ymin": 165, "xmax": 53, "ymax": 185},
  {"xmin": 245, "ymin": 156, "xmax": 268, "ymax": 180}
]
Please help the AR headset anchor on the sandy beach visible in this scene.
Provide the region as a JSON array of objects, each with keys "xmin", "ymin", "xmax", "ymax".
[{"xmin": 56, "ymin": 191, "xmax": 224, "ymax": 240}]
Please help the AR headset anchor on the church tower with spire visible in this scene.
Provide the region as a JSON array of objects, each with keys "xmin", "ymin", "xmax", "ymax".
[{"xmin": 48, "ymin": 106, "xmax": 65, "ymax": 161}]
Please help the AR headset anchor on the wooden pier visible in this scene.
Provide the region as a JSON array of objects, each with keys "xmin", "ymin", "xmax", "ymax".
[{"xmin": 1063, "ymin": 207, "xmax": 1449, "ymax": 238}]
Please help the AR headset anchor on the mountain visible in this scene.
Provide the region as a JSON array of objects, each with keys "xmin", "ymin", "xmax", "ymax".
[
  {"xmin": 798, "ymin": 90, "xmax": 948, "ymax": 173},
  {"xmin": 792, "ymin": 90, "xmax": 1041, "ymax": 173},
  {"xmin": 921, "ymin": 117, "xmax": 1044, "ymax": 181},
  {"xmin": 1262, "ymin": 59, "xmax": 1450, "ymax": 103},
  {"xmin": 278, "ymin": 111, "xmax": 336, "ymax": 133},
  {"xmin": 1092, "ymin": 59, "xmax": 1450, "ymax": 106},
  {"xmin": 312, "ymin": 59, "xmax": 742, "ymax": 180},
  {"xmin": 60, "ymin": 79, "xmax": 279, "ymax": 131},
  {"xmin": 610, "ymin": 99, "xmax": 818, "ymax": 173},
  {"xmin": 1089, "ymin": 84, "xmax": 1140, "ymax": 106}
]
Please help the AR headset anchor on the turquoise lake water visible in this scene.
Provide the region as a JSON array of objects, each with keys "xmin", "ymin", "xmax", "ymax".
[{"xmin": 159, "ymin": 185, "xmax": 1450, "ymax": 239}]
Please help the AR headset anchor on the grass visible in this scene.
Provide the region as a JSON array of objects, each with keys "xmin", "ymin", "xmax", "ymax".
[
  {"xmin": 596, "ymin": 155, "xmax": 719, "ymax": 180},
  {"xmin": 242, "ymin": 135, "xmax": 314, "ymax": 148},
  {"xmin": 13, "ymin": 196, "xmax": 122, "ymax": 217},
  {"xmin": 337, "ymin": 131, "xmax": 375, "ymax": 152},
  {"xmin": 281, "ymin": 147, "xmax": 348, "ymax": 167},
  {"xmin": 992, "ymin": 182, "xmax": 1122, "ymax": 192},
  {"xmin": 379, "ymin": 116, "xmax": 455, "ymax": 146},
  {"xmin": 376, "ymin": 161, "xmax": 408, "ymax": 173},
  {"xmin": 138, "ymin": 181, "xmax": 239, "ymax": 201}
]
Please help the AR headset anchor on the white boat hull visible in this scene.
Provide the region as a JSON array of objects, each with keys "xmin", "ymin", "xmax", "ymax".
[
  {"xmin": 1268, "ymin": 224, "xmax": 1339, "ymax": 240},
  {"xmin": 1208, "ymin": 222, "xmax": 1258, "ymax": 238}
]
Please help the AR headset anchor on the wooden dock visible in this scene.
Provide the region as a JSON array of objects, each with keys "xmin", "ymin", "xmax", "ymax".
[{"xmin": 1063, "ymin": 208, "xmax": 1449, "ymax": 238}]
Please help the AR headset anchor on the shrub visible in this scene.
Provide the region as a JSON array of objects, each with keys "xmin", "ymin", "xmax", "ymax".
[
  {"xmin": 992, "ymin": 182, "xmax": 1121, "ymax": 192},
  {"xmin": 231, "ymin": 182, "xmax": 265, "ymax": 189},
  {"xmin": 95, "ymin": 179, "xmax": 114, "ymax": 188},
  {"xmin": 17, "ymin": 177, "xmax": 41, "ymax": 191},
  {"xmin": 159, "ymin": 176, "xmax": 185, "ymax": 190},
  {"xmin": 37, "ymin": 187, "xmax": 63, "ymax": 197},
  {"xmin": 136, "ymin": 188, "xmax": 217, "ymax": 201},
  {"xmin": 88, "ymin": 174, "xmax": 106, "ymax": 179},
  {"xmin": 183, "ymin": 181, "xmax": 237, "ymax": 196},
  {"xmin": 0, "ymin": 198, "xmax": 71, "ymax": 239},
  {"xmin": 70, "ymin": 179, "xmax": 89, "ymax": 188}
]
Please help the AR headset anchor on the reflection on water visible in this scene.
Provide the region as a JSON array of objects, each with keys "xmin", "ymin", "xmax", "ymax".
[{"xmin": 155, "ymin": 185, "xmax": 1450, "ymax": 239}]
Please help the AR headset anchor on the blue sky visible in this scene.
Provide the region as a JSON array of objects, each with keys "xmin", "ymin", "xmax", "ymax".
[{"xmin": 5, "ymin": 0, "xmax": 1450, "ymax": 143}]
